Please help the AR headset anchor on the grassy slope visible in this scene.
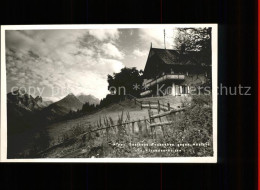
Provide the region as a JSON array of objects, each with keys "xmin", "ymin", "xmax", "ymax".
[
  {"xmin": 46, "ymin": 99, "xmax": 149, "ymax": 145},
  {"xmin": 9, "ymin": 95, "xmax": 195, "ymax": 158},
  {"xmin": 42, "ymin": 95, "xmax": 195, "ymax": 157},
  {"xmin": 47, "ymin": 96, "xmax": 191, "ymax": 144}
]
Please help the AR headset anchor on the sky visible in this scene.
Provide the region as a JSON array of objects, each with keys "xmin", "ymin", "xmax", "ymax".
[{"xmin": 6, "ymin": 28, "xmax": 178, "ymax": 101}]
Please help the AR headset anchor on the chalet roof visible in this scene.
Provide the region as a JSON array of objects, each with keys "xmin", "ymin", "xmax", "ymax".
[
  {"xmin": 151, "ymin": 48, "xmax": 201, "ymax": 66},
  {"xmin": 143, "ymin": 47, "xmax": 210, "ymax": 79}
]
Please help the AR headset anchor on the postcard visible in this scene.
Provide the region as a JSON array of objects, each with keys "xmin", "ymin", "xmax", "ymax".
[{"xmin": 0, "ymin": 24, "xmax": 217, "ymax": 162}]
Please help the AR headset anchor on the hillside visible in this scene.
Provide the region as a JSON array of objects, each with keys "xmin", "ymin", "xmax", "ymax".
[
  {"xmin": 7, "ymin": 90, "xmax": 54, "ymax": 134},
  {"xmin": 45, "ymin": 95, "xmax": 191, "ymax": 149},
  {"xmin": 12, "ymin": 95, "xmax": 195, "ymax": 158},
  {"xmin": 45, "ymin": 96, "xmax": 191, "ymax": 144},
  {"xmin": 45, "ymin": 99, "xmax": 148, "ymax": 145},
  {"xmin": 39, "ymin": 95, "xmax": 207, "ymax": 158}
]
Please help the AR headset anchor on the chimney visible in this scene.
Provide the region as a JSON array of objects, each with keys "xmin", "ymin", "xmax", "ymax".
[{"xmin": 150, "ymin": 42, "xmax": 152, "ymax": 49}]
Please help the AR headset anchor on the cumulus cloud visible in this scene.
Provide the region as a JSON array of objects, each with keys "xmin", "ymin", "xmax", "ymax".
[
  {"xmin": 5, "ymin": 28, "xmax": 179, "ymax": 100},
  {"xmin": 5, "ymin": 29, "xmax": 125, "ymax": 99},
  {"xmin": 88, "ymin": 29, "xmax": 120, "ymax": 41},
  {"xmin": 133, "ymin": 49, "xmax": 147, "ymax": 57},
  {"xmin": 101, "ymin": 43, "xmax": 125, "ymax": 59},
  {"xmin": 98, "ymin": 58, "xmax": 124, "ymax": 73}
]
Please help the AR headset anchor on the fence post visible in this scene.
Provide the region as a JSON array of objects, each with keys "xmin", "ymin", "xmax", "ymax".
[
  {"xmin": 149, "ymin": 101, "xmax": 151, "ymax": 110},
  {"xmin": 148, "ymin": 109, "xmax": 152, "ymax": 122},
  {"xmin": 141, "ymin": 102, "xmax": 143, "ymax": 110},
  {"xmin": 106, "ymin": 126, "xmax": 110, "ymax": 142},
  {"xmin": 158, "ymin": 100, "xmax": 160, "ymax": 113},
  {"xmin": 144, "ymin": 117, "xmax": 148, "ymax": 136},
  {"xmin": 132, "ymin": 122, "xmax": 135, "ymax": 134},
  {"xmin": 138, "ymin": 119, "xmax": 142, "ymax": 135},
  {"xmin": 148, "ymin": 109, "xmax": 155, "ymax": 139},
  {"xmin": 167, "ymin": 102, "xmax": 170, "ymax": 111},
  {"xmin": 148, "ymin": 109, "xmax": 151, "ymax": 137}
]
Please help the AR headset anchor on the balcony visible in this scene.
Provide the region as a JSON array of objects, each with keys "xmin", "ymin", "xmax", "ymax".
[{"xmin": 143, "ymin": 74, "xmax": 185, "ymax": 89}]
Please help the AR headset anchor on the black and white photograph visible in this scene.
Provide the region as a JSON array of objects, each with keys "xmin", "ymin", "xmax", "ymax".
[{"xmin": 0, "ymin": 24, "xmax": 217, "ymax": 162}]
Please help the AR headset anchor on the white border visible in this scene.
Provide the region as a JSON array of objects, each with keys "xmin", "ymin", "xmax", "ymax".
[{"xmin": 0, "ymin": 24, "xmax": 218, "ymax": 163}]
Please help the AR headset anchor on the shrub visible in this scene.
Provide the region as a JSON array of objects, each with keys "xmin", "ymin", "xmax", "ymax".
[
  {"xmin": 191, "ymin": 94, "xmax": 212, "ymax": 107},
  {"xmin": 165, "ymin": 100, "xmax": 213, "ymax": 157}
]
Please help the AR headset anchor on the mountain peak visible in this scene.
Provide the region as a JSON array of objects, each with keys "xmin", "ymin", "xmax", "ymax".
[
  {"xmin": 67, "ymin": 93, "xmax": 76, "ymax": 97},
  {"xmin": 76, "ymin": 94, "xmax": 100, "ymax": 105},
  {"xmin": 35, "ymin": 96, "xmax": 43, "ymax": 103},
  {"xmin": 7, "ymin": 90, "xmax": 40, "ymax": 111},
  {"xmin": 50, "ymin": 93, "xmax": 83, "ymax": 112}
]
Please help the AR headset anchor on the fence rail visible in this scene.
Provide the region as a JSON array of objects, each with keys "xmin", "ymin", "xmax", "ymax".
[
  {"xmin": 125, "ymin": 94, "xmax": 176, "ymax": 112},
  {"xmin": 150, "ymin": 108, "xmax": 186, "ymax": 119},
  {"xmin": 80, "ymin": 118, "xmax": 150, "ymax": 134},
  {"xmin": 150, "ymin": 121, "xmax": 175, "ymax": 127}
]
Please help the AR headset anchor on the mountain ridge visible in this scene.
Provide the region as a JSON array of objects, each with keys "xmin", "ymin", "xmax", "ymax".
[
  {"xmin": 76, "ymin": 94, "xmax": 100, "ymax": 105},
  {"xmin": 7, "ymin": 90, "xmax": 52, "ymax": 111},
  {"xmin": 7, "ymin": 91, "xmax": 100, "ymax": 125}
]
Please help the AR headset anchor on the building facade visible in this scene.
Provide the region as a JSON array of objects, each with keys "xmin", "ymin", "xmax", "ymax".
[{"xmin": 141, "ymin": 45, "xmax": 211, "ymax": 97}]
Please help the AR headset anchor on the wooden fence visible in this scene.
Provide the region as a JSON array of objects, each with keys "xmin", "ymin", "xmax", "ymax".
[
  {"xmin": 76, "ymin": 94, "xmax": 186, "ymax": 141},
  {"xmin": 39, "ymin": 94, "xmax": 187, "ymax": 156},
  {"xmin": 125, "ymin": 94, "xmax": 175, "ymax": 113},
  {"xmin": 39, "ymin": 118, "xmax": 151, "ymax": 156},
  {"xmin": 147, "ymin": 107, "xmax": 186, "ymax": 139}
]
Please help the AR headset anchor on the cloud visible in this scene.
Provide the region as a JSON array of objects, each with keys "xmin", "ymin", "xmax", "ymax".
[
  {"xmin": 5, "ymin": 30, "xmax": 125, "ymax": 99},
  {"xmin": 98, "ymin": 58, "xmax": 124, "ymax": 73},
  {"xmin": 101, "ymin": 43, "xmax": 125, "ymax": 59},
  {"xmin": 133, "ymin": 49, "xmax": 147, "ymax": 57},
  {"xmin": 28, "ymin": 50, "xmax": 40, "ymax": 59},
  {"xmin": 88, "ymin": 29, "xmax": 120, "ymax": 41},
  {"xmin": 138, "ymin": 28, "xmax": 177, "ymax": 49},
  {"xmin": 5, "ymin": 28, "xmax": 180, "ymax": 100}
]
